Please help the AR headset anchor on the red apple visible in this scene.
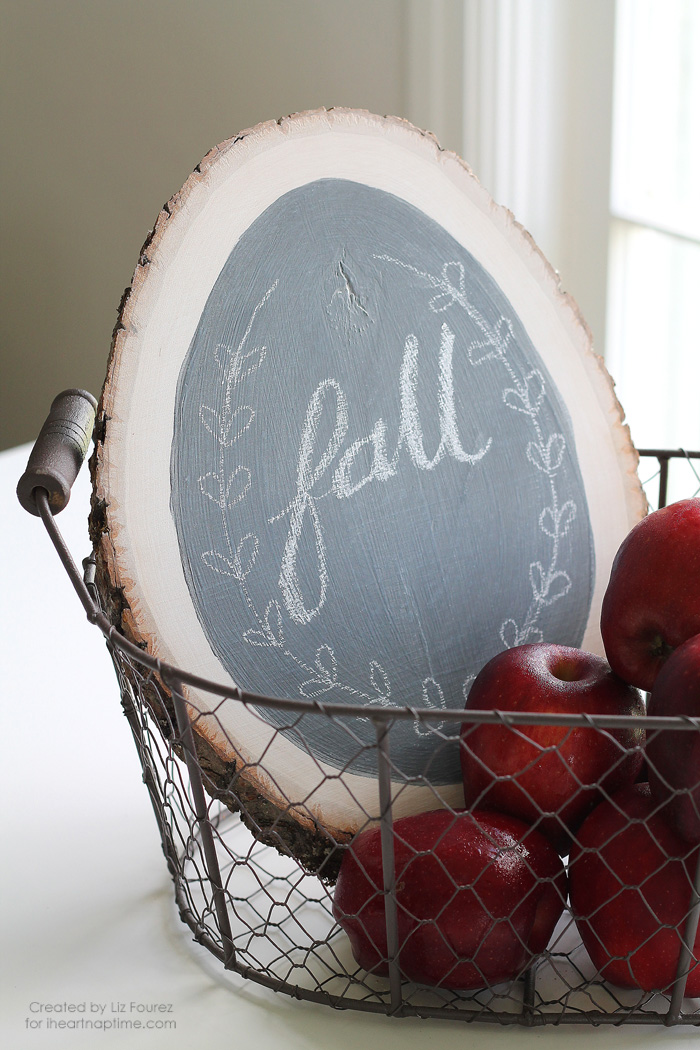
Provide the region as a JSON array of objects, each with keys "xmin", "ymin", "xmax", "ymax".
[
  {"xmin": 459, "ymin": 643, "xmax": 645, "ymax": 854},
  {"xmin": 332, "ymin": 808, "xmax": 566, "ymax": 989},
  {"xmin": 647, "ymin": 633, "xmax": 700, "ymax": 844},
  {"xmin": 569, "ymin": 782, "xmax": 700, "ymax": 994},
  {"xmin": 600, "ymin": 497, "xmax": 700, "ymax": 692}
]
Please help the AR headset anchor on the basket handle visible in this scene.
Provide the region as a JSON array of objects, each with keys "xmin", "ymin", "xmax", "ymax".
[{"xmin": 16, "ymin": 389, "xmax": 97, "ymax": 516}]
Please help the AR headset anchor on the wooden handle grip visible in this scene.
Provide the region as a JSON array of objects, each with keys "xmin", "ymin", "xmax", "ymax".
[{"xmin": 16, "ymin": 389, "xmax": 97, "ymax": 516}]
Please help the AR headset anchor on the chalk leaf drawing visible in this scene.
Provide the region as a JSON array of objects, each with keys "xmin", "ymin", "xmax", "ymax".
[
  {"xmin": 527, "ymin": 434, "xmax": 566, "ymax": 474},
  {"xmin": 413, "ymin": 678, "xmax": 448, "ymax": 737},
  {"xmin": 243, "ymin": 600, "xmax": 285, "ymax": 649},
  {"xmin": 201, "ymin": 550, "xmax": 238, "ymax": 578},
  {"xmin": 200, "ymin": 404, "xmax": 255, "ymax": 447},
  {"xmin": 300, "ymin": 645, "xmax": 339, "ymax": 697},
  {"xmin": 368, "ymin": 661, "xmax": 392, "ymax": 706},
  {"xmin": 230, "ymin": 532, "xmax": 260, "ymax": 581},
  {"xmin": 540, "ymin": 500, "xmax": 576, "ymax": 540},
  {"xmin": 199, "ymin": 466, "xmax": 252, "ymax": 509},
  {"xmin": 500, "ymin": 619, "xmax": 544, "ymax": 650},
  {"xmin": 503, "ymin": 370, "xmax": 546, "ymax": 416}
]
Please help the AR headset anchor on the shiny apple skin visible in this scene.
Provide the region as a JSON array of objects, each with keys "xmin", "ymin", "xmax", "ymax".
[
  {"xmin": 647, "ymin": 633, "xmax": 700, "ymax": 844},
  {"xmin": 332, "ymin": 808, "xmax": 567, "ymax": 990},
  {"xmin": 569, "ymin": 782, "xmax": 700, "ymax": 994},
  {"xmin": 601, "ymin": 498, "xmax": 700, "ymax": 692},
  {"xmin": 459, "ymin": 643, "xmax": 645, "ymax": 854}
]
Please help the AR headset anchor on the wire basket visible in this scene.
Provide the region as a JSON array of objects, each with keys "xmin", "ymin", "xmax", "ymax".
[{"xmin": 18, "ymin": 398, "xmax": 700, "ymax": 1027}]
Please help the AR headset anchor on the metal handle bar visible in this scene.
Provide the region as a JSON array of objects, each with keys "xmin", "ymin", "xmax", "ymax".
[{"xmin": 16, "ymin": 389, "xmax": 97, "ymax": 515}]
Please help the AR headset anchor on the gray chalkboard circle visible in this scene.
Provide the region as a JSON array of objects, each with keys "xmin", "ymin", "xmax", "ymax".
[
  {"xmin": 171, "ymin": 178, "xmax": 593, "ymax": 783},
  {"xmin": 93, "ymin": 109, "xmax": 646, "ymax": 847}
]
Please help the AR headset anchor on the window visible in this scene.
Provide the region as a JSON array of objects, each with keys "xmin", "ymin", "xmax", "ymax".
[
  {"xmin": 405, "ymin": 0, "xmax": 698, "ymax": 501},
  {"xmin": 606, "ymin": 0, "xmax": 700, "ymax": 460}
]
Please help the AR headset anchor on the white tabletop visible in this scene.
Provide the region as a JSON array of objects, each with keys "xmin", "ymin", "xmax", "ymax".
[{"xmin": 0, "ymin": 440, "xmax": 695, "ymax": 1048}]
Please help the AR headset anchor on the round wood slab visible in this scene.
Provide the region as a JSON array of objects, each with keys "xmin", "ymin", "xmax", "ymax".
[{"xmin": 91, "ymin": 108, "xmax": 646, "ymax": 873}]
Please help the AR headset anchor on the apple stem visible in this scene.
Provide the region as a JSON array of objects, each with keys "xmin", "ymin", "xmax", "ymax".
[{"xmin": 649, "ymin": 635, "xmax": 675, "ymax": 663}]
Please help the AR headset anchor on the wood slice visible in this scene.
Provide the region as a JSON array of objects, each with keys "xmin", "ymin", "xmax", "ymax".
[{"xmin": 90, "ymin": 108, "xmax": 646, "ymax": 877}]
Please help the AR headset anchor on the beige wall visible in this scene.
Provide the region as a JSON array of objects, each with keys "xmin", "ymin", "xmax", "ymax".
[
  {"xmin": 0, "ymin": 0, "xmax": 410, "ymax": 449},
  {"xmin": 1, "ymin": 1, "xmax": 615, "ymax": 453}
]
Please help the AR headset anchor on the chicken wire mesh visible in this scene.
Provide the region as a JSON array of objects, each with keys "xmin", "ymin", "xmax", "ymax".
[{"xmin": 31, "ymin": 447, "xmax": 700, "ymax": 1027}]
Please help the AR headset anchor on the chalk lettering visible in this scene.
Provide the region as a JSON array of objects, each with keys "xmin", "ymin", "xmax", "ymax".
[
  {"xmin": 271, "ymin": 322, "xmax": 492, "ymax": 621},
  {"xmin": 270, "ymin": 379, "xmax": 349, "ymax": 624},
  {"xmin": 398, "ymin": 322, "xmax": 492, "ymax": 470}
]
